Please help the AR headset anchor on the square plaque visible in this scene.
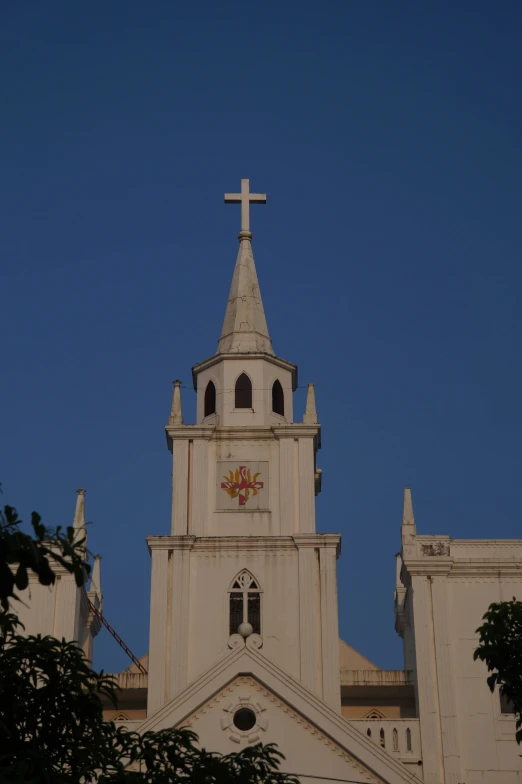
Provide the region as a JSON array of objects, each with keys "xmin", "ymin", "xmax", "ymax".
[{"xmin": 217, "ymin": 461, "xmax": 269, "ymax": 511}]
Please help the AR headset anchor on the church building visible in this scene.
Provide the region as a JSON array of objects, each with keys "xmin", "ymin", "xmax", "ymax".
[{"xmin": 17, "ymin": 181, "xmax": 522, "ymax": 784}]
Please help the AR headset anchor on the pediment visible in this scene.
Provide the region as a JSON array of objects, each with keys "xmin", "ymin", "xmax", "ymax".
[{"xmin": 138, "ymin": 647, "xmax": 414, "ymax": 783}]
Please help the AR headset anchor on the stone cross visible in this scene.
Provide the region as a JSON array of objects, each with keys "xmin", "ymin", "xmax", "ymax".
[{"xmin": 224, "ymin": 179, "xmax": 266, "ymax": 233}]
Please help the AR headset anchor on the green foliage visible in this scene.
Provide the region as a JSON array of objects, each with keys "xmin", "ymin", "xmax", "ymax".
[
  {"xmin": 474, "ymin": 598, "xmax": 522, "ymax": 743},
  {"xmin": 0, "ymin": 486, "xmax": 89, "ymax": 638},
  {"xmin": 0, "ymin": 486, "xmax": 298, "ymax": 782}
]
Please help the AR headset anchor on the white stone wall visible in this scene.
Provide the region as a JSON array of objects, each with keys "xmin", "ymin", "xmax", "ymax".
[
  {"xmin": 399, "ymin": 530, "xmax": 522, "ymax": 784},
  {"xmin": 146, "ymin": 534, "xmax": 341, "ymax": 716}
]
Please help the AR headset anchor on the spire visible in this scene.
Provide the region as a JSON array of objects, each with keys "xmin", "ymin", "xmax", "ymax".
[
  {"xmin": 73, "ymin": 488, "xmax": 87, "ymax": 549},
  {"xmin": 217, "ymin": 232, "xmax": 274, "ymax": 355},
  {"xmin": 302, "ymin": 383, "xmax": 318, "ymax": 424},
  {"xmin": 220, "ymin": 179, "xmax": 273, "ymax": 355},
  {"xmin": 169, "ymin": 380, "xmax": 183, "ymax": 424}
]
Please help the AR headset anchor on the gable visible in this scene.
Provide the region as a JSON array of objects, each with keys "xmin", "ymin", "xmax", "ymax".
[
  {"xmin": 139, "ymin": 645, "xmax": 415, "ymax": 783},
  {"xmin": 183, "ymin": 675, "xmax": 381, "ymax": 782}
]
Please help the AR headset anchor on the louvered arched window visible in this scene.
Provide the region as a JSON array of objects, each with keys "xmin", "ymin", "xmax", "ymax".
[
  {"xmin": 229, "ymin": 570, "xmax": 261, "ymax": 634},
  {"xmin": 204, "ymin": 380, "xmax": 216, "ymax": 417},
  {"xmin": 272, "ymin": 379, "xmax": 284, "ymax": 416},
  {"xmin": 235, "ymin": 373, "xmax": 252, "ymax": 409}
]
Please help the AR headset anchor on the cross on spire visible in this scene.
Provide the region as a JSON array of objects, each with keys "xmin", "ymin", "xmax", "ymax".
[{"xmin": 224, "ymin": 179, "xmax": 266, "ymax": 234}]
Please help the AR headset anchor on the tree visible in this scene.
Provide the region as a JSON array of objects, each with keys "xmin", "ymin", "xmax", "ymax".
[
  {"xmin": 474, "ymin": 598, "xmax": 522, "ymax": 743},
  {"xmin": 0, "ymin": 490, "xmax": 297, "ymax": 783}
]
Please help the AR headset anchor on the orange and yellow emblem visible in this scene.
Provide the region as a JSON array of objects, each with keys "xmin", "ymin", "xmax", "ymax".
[{"xmin": 221, "ymin": 466, "xmax": 264, "ymax": 506}]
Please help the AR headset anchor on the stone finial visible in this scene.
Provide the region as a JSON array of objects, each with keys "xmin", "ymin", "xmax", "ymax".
[
  {"xmin": 302, "ymin": 383, "xmax": 318, "ymax": 424},
  {"xmin": 401, "ymin": 487, "xmax": 417, "ymax": 554},
  {"xmin": 402, "ymin": 488, "xmax": 415, "ymax": 528},
  {"xmin": 73, "ymin": 488, "xmax": 87, "ymax": 549},
  {"xmin": 169, "ymin": 380, "xmax": 183, "ymax": 424},
  {"xmin": 91, "ymin": 555, "xmax": 102, "ymax": 597},
  {"xmin": 73, "ymin": 488, "xmax": 86, "ymax": 529}
]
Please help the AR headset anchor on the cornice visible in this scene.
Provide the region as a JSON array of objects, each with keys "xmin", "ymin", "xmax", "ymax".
[
  {"xmin": 146, "ymin": 534, "xmax": 342, "ymax": 555},
  {"xmin": 147, "ymin": 536, "xmax": 197, "ymax": 553},
  {"xmin": 402, "ymin": 557, "xmax": 522, "ymax": 579},
  {"xmin": 147, "ymin": 535, "xmax": 298, "ymax": 553},
  {"xmin": 403, "ymin": 558, "xmax": 454, "ymax": 576},
  {"xmin": 272, "ymin": 424, "xmax": 321, "ymax": 439},
  {"xmin": 165, "ymin": 423, "xmax": 321, "ymax": 445},
  {"xmin": 192, "ymin": 352, "xmax": 298, "ymax": 391},
  {"xmin": 293, "ymin": 533, "xmax": 342, "ymax": 556},
  {"xmin": 165, "ymin": 425, "xmax": 216, "ymax": 441}
]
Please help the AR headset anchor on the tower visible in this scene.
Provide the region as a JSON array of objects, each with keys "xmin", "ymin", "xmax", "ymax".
[{"xmin": 146, "ymin": 180, "xmax": 341, "ymax": 716}]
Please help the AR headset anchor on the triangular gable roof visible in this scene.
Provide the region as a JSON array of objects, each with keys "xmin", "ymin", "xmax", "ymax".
[
  {"xmin": 339, "ymin": 638, "xmax": 380, "ymax": 671},
  {"xmin": 138, "ymin": 644, "xmax": 414, "ymax": 784}
]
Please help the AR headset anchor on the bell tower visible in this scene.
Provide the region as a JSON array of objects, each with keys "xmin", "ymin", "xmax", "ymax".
[{"xmin": 146, "ymin": 180, "xmax": 341, "ymax": 719}]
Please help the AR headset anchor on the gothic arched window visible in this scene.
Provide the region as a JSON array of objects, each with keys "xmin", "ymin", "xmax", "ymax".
[
  {"xmin": 272, "ymin": 379, "xmax": 284, "ymax": 416},
  {"xmin": 235, "ymin": 373, "xmax": 252, "ymax": 409},
  {"xmin": 392, "ymin": 728, "xmax": 399, "ymax": 752},
  {"xmin": 204, "ymin": 380, "xmax": 216, "ymax": 417},
  {"xmin": 229, "ymin": 570, "xmax": 261, "ymax": 635}
]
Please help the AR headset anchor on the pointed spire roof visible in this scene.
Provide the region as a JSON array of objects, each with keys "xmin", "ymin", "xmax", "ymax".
[
  {"xmin": 217, "ymin": 231, "xmax": 274, "ymax": 355},
  {"xmin": 303, "ymin": 383, "xmax": 318, "ymax": 424}
]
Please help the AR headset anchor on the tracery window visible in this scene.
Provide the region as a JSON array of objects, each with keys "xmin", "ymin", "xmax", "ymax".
[
  {"xmin": 235, "ymin": 373, "xmax": 252, "ymax": 409},
  {"xmin": 204, "ymin": 380, "xmax": 216, "ymax": 417},
  {"xmin": 229, "ymin": 570, "xmax": 261, "ymax": 635},
  {"xmin": 271, "ymin": 379, "xmax": 284, "ymax": 416}
]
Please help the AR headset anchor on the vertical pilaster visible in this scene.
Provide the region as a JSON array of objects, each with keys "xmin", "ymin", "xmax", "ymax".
[
  {"xmin": 298, "ymin": 438, "xmax": 315, "ymax": 533},
  {"xmin": 297, "ymin": 545, "xmax": 321, "ymax": 695},
  {"xmin": 319, "ymin": 546, "xmax": 341, "ymax": 710},
  {"xmin": 169, "ymin": 546, "xmax": 191, "ymax": 698},
  {"xmin": 147, "ymin": 548, "xmax": 169, "ymax": 716},
  {"xmin": 54, "ymin": 575, "xmax": 81, "ymax": 641},
  {"xmin": 279, "ymin": 438, "xmax": 296, "ymax": 534},
  {"xmin": 431, "ymin": 577, "xmax": 463, "ymax": 784},
  {"xmin": 190, "ymin": 440, "xmax": 208, "ymax": 536},
  {"xmin": 172, "ymin": 440, "xmax": 189, "ymax": 534},
  {"xmin": 411, "ymin": 575, "xmax": 444, "ymax": 784}
]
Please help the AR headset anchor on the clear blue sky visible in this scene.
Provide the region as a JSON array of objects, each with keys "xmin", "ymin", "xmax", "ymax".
[{"xmin": 2, "ymin": 1, "xmax": 521, "ymax": 672}]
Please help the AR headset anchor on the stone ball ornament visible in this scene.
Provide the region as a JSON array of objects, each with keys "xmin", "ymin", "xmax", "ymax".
[{"xmin": 238, "ymin": 622, "xmax": 253, "ymax": 638}]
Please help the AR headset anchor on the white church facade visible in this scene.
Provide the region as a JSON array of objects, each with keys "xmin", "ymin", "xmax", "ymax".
[{"xmin": 16, "ymin": 181, "xmax": 522, "ymax": 783}]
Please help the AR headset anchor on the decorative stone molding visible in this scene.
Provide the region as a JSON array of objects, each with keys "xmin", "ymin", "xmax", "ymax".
[
  {"xmin": 246, "ymin": 633, "xmax": 263, "ymax": 650},
  {"xmin": 220, "ymin": 693, "xmax": 268, "ymax": 744},
  {"xmin": 228, "ymin": 634, "xmax": 244, "ymax": 650},
  {"xmin": 421, "ymin": 542, "xmax": 450, "ymax": 557}
]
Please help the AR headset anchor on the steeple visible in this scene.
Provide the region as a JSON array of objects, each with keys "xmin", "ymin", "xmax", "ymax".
[{"xmin": 218, "ymin": 179, "xmax": 273, "ymax": 356}]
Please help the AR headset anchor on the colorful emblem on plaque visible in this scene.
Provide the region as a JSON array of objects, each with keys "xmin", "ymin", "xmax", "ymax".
[{"xmin": 221, "ymin": 466, "xmax": 264, "ymax": 506}]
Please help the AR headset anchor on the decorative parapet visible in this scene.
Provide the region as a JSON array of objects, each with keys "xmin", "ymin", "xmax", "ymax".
[
  {"xmin": 349, "ymin": 719, "xmax": 421, "ymax": 771},
  {"xmin": 340, "ymin": 670, "xmax": 414, "ymax": 687}
]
